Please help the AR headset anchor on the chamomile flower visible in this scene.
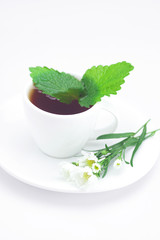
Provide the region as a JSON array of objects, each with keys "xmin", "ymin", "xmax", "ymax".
[
  {"xmin": 79, "ymin": 152, "xmax": 98, "ymax": 167},
  {"xmin": 71, "ymin": 166, "xmax": 98, "ymax": 187},
  {"xmin": 60, "ymin": 162, "xmax": 98, "ymax": 187},
  {"xmin": 70, "ymin": 166, "xmax": 93, "ymax": 186},
  {"xmin": 113, "ymin": 158, "xmax": 123, "ymax": 169},
  {"xmin": 92, "ymin": 163, "xmax": 101, "ymax": 173}
]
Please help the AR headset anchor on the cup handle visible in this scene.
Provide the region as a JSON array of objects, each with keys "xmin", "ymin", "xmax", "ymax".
[{"xmin": 89, "ymin": 98, "xmax": 118, "ymax": 140}]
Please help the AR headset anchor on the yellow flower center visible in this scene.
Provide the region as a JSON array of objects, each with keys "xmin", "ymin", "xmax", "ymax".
[
  {"xmin": 83, "ymin": 172, "xmax": 92, "ymax": 181},
  {"xmin": 86, "ymin": 159, "xmax": 95, "ymax": 167},
  {"xmin": 94, "ymin": 165, "xmax": 99, "ymax": 170}
]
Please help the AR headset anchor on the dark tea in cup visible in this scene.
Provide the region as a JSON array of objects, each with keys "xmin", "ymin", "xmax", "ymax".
[{"xmin": 29, "ymin": 86, "xmax": 90, "ymax": 115}]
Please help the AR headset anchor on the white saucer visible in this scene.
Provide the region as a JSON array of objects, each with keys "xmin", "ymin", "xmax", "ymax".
[{"xmin": 0, "ymin": 95, "xmax": 160, "ymax": 193}]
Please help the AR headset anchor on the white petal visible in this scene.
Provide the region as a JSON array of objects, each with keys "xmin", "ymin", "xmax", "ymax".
[
  {"xmin": 81, "ymin": 151, "xmax": 98, "ymax": 161},
  {"xmin": 70, "ymin": 167, "xmax": 85, "ymax": 186},
  {"xmin": 83, "ymin": 166, "xmax": 93, "ymax": 175},
  {"xmin": 59, "ymin": 162, "xmax": 77, "ymax": 180},
  {"xmin": 87, "ymin": 152, "xmax": 98, "ymax": 161},
  {"xmin": 78, "ymin": 157, "xmax": 87, "ymax": 167}
]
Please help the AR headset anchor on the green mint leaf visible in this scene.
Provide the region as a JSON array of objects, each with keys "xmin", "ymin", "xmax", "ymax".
[
  {"xmin": 29, "ymin": 66, "xmax": 85, "ymax": 104},
  {"xmin": 79, "ymin": 61, "xmax": 134, "ymax": 107}
]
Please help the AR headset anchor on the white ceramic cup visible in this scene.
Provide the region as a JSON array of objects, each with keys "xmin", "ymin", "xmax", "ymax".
[{"xmin": 23, "ymin": 83, "xmax": 118, "ymax": 158}]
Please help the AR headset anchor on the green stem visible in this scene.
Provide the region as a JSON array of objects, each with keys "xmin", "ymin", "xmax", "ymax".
[{"xmin": 134, "ymin": 119, "xmax": 150, "ymax": 135}]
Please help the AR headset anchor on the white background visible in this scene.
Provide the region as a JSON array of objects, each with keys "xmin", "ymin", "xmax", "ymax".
[{"xmin": 0, "ymin": 0, "xmax": 160, "ymax": 239}]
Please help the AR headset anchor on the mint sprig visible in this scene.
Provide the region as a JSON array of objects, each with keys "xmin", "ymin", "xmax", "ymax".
[{"xmin": 29, "ymin": 62, "xmax": 134, "ymax": 107}]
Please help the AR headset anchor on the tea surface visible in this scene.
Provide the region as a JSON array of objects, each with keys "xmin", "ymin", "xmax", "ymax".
[{"xmin": 29, "ymin": 86, "xmax": 90, "ymax": 115}]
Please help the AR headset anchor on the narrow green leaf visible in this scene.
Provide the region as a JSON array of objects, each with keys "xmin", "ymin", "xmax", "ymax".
[
  {"xmin": 102, "ymin": 167, "xmax": 108, "ymax": 178},
  {"xmin": 122, "ymin": 150, "xmax": 130, "ymax": 164},
  {"xmin": 130, "ymin": 125, "xmax": 147, "ymax": 167},
  {"xmin": 102, "ymin": 162, "xmax": 109, "ymax": 178},
  {"xmin": 145, "ymin": 129, "xmax": 160, "ymax": 139},
  {"xmin": 134, "ymin": 119, "xmax": 150, "ymax": 135},
  {"xmin": 122, "ymin": 137, "xmax": 139, "ymax": 148},
  {"xmin": 109, "ymin": 138, "xmax": 130, "ymax": 150},
  {"xmin": 97, "ymin": 132, "xmax": 134, "ymax": 140}
]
